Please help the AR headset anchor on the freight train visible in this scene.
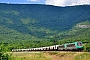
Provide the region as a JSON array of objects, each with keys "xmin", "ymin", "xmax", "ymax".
[{"xmin": 12, "ymin": 41, "xmax": 83, "ymax": 52}]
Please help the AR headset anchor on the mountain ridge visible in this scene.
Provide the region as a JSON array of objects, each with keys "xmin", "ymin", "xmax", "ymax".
[{"xmin": 0, "ymin": 3, "xmax": 90, "ymax": 42}]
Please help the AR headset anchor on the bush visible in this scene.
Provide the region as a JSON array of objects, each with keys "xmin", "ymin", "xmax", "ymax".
[
  {"xmin": 0, "ymin": 52, "xmax": 12, "ymax": 60},
  {"xmin": 84, "ymin": 43, "xmax": 90, "ymax": 52},
  {"xmin": 86, "ymin": 47, "xmax": 90, "ymax": 52}
]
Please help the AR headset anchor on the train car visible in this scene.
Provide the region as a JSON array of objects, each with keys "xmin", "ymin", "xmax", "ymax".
[{"xmin": 12, "ymin": 41, "xmax": 83, "ymax": 52}]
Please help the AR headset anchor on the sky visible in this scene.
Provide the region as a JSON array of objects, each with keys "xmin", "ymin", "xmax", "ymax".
[{"xmin": 0, "ymin": 0, "xmax": 90, "ymax": 6}]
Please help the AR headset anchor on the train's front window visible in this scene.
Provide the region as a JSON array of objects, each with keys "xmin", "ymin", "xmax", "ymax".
[{"xmin": 78, "ymin": 42, "xmax": 82, "ymax": 46}]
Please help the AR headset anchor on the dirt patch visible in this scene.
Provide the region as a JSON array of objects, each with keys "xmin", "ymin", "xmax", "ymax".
[
  {"xmin": 45, "ymin": 52, "xmax": 73, "ymax": 60},
  {"xmin": 44, "ymin": 51, "xmax": 85, "ymax": 60}
]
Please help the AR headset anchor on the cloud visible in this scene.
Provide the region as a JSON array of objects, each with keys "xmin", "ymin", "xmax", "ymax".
[
  {"xmin": 45, "ymin": 0, "xmax": 90, "ymax": 6},
  {"xmin": 27, "ymin": 0, "xmax": 40, "ymax": 2}
]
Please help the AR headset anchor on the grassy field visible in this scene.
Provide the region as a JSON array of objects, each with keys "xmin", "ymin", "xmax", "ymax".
[{"xmin": 9, "ymin": 51, "xmax": 90, "ymax": 60}]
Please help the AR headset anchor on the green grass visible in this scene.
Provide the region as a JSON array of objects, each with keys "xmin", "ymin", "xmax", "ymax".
[
  {"xmin": 7, "ymin": 52, "xmax": 90, "ymax": 60},
  {"xmin": 75, "ymin": 53, "xmax": 90, "ymax": 60},
  {"xmin": 11, "ymin": 52, "xmax": 51, "ymax": 60}
]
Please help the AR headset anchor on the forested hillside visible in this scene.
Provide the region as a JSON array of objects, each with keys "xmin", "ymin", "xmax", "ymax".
[{"xmin": 0, "ymin": 3, "xmax": 90, "ymax": 51}]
